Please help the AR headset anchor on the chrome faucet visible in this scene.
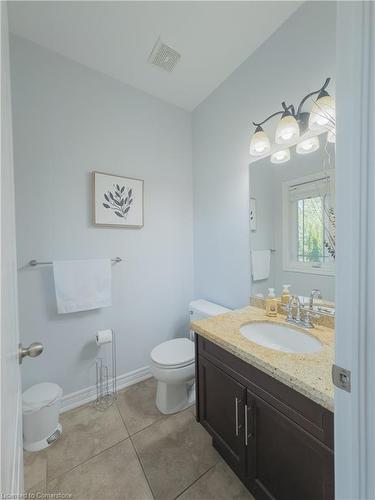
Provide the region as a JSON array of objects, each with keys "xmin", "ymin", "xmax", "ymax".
[
  {"xmin": 286, "ymin": 295, "xmax": 301, "ymax": 324},
  {"xmin": 298, "ymin": 288, "xmax": 322, "ymax": 328},
  {"xmin": 285, "ymin": 294, "xmax": 320, "ymax": 328}
]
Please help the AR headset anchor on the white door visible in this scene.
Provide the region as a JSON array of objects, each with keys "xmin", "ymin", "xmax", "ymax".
[
  {"xmin": 335, "ymin": 1, "xmax": 375, "ymax": 499},
  {"xmin": 1, "ymin": 2, "xmax": 23, "ymax": 495}
]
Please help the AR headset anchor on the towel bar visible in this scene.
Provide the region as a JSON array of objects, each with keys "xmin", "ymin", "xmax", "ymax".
[{"xmin": 29, "ymin": 257, "xmax": 122, "ymax": 266}]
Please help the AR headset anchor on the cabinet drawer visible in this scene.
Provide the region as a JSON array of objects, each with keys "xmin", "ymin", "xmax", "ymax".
[{"xmin": 196, "ymin": 335, "xmax": 334, "ymax": 449}]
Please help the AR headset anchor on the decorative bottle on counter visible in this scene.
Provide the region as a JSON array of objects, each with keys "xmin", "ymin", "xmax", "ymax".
[
  {"xmin": 281, "ymin": 284, "xmax": 291, "ymax": 305},
  {"xmin": 265, "ymin": 288, "xmax": 278, "ymax": 317}
]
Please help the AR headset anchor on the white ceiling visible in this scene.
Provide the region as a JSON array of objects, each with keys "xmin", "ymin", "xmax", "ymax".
[{"xmin": 9, "ymin": 1, "xmax": 301, "ymax": 111}]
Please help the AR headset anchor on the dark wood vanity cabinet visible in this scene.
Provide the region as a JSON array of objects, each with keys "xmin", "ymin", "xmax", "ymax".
[
  {"xmin": 198, "ymin": 355, "xmax": 247, "ymax": 476},
  {"xmin": 195, "ymin": 334, "xmax": 334, "ymax": 500}
]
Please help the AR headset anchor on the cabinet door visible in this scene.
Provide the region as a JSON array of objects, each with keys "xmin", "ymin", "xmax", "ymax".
[
  {"xmin": 198, "ymin": 356, "xmax": 246, "ymax": 475},
  {"xmin": 246, "ymin": 390, "xmax": 334, "ymax": 500}
]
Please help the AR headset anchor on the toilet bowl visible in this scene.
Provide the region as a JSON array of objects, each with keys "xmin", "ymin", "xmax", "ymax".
[
  {"xmin": 150, "ymin": 338, "xmax": 195, "ymax": 414},
  {"xmin": 150, "ymin": 300, "xmax": 231, "ymax": 415}
]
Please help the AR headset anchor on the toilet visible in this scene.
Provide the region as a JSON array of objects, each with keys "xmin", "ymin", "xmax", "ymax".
[{"xmin": 150, "ymin": 299, "xmax": 230, "ymax": 414}]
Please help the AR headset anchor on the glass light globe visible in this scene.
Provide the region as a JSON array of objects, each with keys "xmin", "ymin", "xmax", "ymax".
[
  {"xmin": 309, "ymin": 93, "xmax": 336, "ymax": 130},
  {"xmin": 275, "ymin": 114, "xmax": 300, "ymax": 145},
  {"xmin": 271, "ymin": 148, "xmax": 290, "ymax": 164},
  {"xmin": 296, "ymin": 136, "xmax": 320, "ymax": 155},
  {"xmin": 249, "ymin": 127, "xmax": 271, "ymax": 156}
]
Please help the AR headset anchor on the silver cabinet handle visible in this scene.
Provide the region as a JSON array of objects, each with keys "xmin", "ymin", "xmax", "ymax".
[
  {"xmin": 245, "ymin": 401, "xmax": 255, "ymax": 445},
  {"xmin": 245, "ymin": 404, "xmax": 248, "ymax": 445},
  {"xmin": 235, "ymin": 397, "xmax": 240, "ymax": 436},
  {"xmin": 18, "ymin": 342, "xmax": 43, "ymax": 364}
]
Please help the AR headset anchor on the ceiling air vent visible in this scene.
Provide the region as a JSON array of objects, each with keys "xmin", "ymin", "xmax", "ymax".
[{"xmin": 148, "ymin": 37, "xmax": 181, "ymax": 72}]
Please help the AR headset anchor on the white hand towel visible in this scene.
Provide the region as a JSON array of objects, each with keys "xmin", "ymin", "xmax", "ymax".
[
  {"xmin": 251, "ymin": 250, "xmax": 271, "ymax": 281},
  {"xmin": 53, "ymin": 259, "xmax": 112, "ymax": 314}
]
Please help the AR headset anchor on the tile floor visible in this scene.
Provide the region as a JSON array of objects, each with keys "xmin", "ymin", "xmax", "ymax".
[{"xmin": 24, "ymin": 377, "xmax": 254, "ymax": 500}]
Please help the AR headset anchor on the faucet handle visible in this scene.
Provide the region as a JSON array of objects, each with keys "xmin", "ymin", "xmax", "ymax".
[
  {"xmin": 301, "ymin": 307, "xmax": 320, "ymax": 328},
  {"xmin": 302, "ymin": 309, "xmax": 313, "ymax": 328},
  {"xmin": 309, "ymin": 289, "xmax": 322, "ymax": 310},
  {"xmin": 285, "ymin": 295, "xmax": 296, "ymax": 321}
]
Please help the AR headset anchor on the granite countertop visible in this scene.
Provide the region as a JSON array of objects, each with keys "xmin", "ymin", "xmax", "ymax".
[{"xmin": 192, "ymin": 306, "xmax": 335, "ymax": 412}]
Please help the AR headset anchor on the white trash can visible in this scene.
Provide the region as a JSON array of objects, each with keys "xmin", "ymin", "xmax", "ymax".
[{"xmin": 22, "ymin": 383, "xmax": 63, "ymax": 452}]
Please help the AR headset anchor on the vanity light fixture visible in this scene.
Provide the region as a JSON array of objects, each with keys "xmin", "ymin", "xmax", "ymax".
[
  {"xmin": 249, "ymin": 78, "xmax": 335, "ymax": 163},
  {"xmin": 271, "ymin": 148, "xmax": 290, "ymax": 164},
  {"xmin": 275, "ymin": 108, "xmax": 300, "ymax": 145},
  {"xmin": 249, "ymin": 125, "xmax": 271, "ymax": 156},
  {"xmin": 308, "ymin": 89, "xmax": 336, "ymax": 130},
  {"xmin": 296, "ymin": 136, "xmax": 320, "ymax": 155}
]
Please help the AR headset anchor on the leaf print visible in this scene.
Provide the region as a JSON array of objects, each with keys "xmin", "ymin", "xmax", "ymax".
[{"xmin": 102, "ymin": 183, "xmax": 135, "ymax": 222}]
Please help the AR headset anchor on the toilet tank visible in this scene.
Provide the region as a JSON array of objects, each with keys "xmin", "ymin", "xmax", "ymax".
[{"xmin": 189, "ymin": 299, "xmax": 230, "ymax": 322}]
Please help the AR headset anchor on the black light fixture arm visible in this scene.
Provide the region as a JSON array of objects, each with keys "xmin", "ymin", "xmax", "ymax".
[
  {"xmin": 295, "ymin": 77, "xmax": 330, "ymax": 117},
  {"xmin": 251, "ymin": 77, "xmax": 331, "ymax": 129},
  {"xmin": 252, "ymin": 104, "xmax": 294, "ymax": 128}
]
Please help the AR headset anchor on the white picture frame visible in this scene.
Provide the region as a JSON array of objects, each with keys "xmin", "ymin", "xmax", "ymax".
[{"xmin": 93, "ymin": 171, "xmax": 144, "ymax": 228}]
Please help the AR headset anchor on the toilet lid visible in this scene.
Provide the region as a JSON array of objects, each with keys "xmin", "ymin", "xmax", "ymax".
[
  {"xmin": 23, "ymin": 383, "xmax": 62, "ymax": 412},
  {"xmin": 151, "ymin": 338, "xmax": 194, "ymax": 368}
]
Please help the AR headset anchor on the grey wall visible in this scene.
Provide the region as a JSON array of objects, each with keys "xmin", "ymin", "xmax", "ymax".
[
  {"xmin": 10, "ymin": 36, "xmax": 193, "ymax": 395},
  {"xmin": 192, "ymin": 1, "xmax": 336, "ymax": 308}
]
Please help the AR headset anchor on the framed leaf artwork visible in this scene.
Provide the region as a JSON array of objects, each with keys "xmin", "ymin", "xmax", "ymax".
[{"xmin": 93, "ymin": 171, "xmax": 144, "ymax": 228}]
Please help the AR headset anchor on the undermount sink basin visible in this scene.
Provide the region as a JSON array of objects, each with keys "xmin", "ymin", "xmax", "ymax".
[{"xmin": 239, "ymin": 322, "xmax": 323, "ymax": 354}]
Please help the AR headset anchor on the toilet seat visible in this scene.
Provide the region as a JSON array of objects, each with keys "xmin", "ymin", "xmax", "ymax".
[{"xmin": 151, "ymin": 338, "xmax": 194, "ymax": 369}]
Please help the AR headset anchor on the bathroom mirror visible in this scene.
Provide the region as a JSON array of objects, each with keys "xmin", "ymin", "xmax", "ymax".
[{"xmin": 249, "ymin": 138, "xmax": 335, "ymax": 313}]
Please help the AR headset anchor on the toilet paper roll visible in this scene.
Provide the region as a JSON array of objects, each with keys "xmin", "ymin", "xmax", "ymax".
[{"xmin": 96, "ymin": 329, "xmax": 113, "ymax": 345}]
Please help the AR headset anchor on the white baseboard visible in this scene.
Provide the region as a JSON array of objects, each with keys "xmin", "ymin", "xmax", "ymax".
[{"xmin": 60, "ymin": 366, "xmax": 152, "ymax": 413}]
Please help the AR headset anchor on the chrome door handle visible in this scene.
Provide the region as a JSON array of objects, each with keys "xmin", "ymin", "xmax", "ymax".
[
  {"xmin": 19, "ymin": 342, "xmax": 43, "ymax": 364},
  {"xmin": 235, "ymin": 397, "xmax": 240, "ymax": 436}
]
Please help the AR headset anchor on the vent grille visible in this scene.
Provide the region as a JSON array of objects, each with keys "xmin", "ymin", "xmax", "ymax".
[{"xmin": 148, "ymin": 37, "xmax": 181, "ymax": 72}]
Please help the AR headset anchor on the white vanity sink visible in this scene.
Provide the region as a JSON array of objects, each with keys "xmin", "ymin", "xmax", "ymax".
[{"xmin": 239, "ymin": 322, "xmax": 323, "ymax": 354}]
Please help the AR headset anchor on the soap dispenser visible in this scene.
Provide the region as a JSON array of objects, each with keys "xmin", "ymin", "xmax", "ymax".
[
  {"xmin": 265, "ymin": 288, "xmax": 278, "ymax": 317},
  {"xmin": 281, "ymin": 284, "xmax": 291, "ymax": 305}
]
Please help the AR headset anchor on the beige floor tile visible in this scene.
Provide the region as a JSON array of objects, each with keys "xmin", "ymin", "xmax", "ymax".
[
  {"xmin": 26, "ymin": 480, "xmax": 46, "ymax": 497},
  {"xmin": 46, "ymin": 402, "xmax": 128, "ymax": 480},
  {"xmin": 116, "ymin": 378, "xmax": 164, "ymax": 435},
  {"xmin": 177, "ymin": 460, "xmax": 255, "ymax": 500},
  {"xmin": 189, "ymin": 404, "xmax": 196, "ymax": 417},
  {"xmin": 132, "ymin": 409, "xmax": 219, "ymax": 500},
  {"xmin": 23, "ymin": 450, "xmax": 47, "ymax": 492},
  {"xmin": 47, "ymin": 439, "xmax": 153, "ymax": 500}
]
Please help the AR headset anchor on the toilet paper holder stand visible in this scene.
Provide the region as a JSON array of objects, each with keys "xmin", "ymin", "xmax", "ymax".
[{"xmin": 95, "ymin": 331, "xmax": 117, "ymax": 410}]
